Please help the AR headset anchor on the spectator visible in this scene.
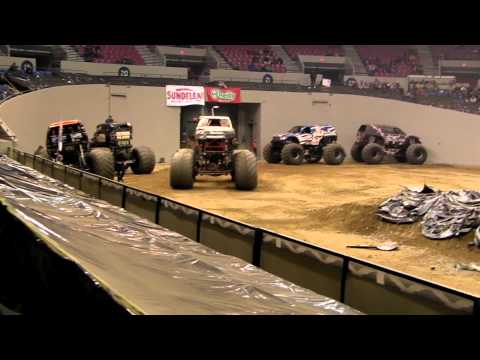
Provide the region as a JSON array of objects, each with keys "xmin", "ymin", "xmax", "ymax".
[
  {"xmin": 94, "ymin": 46, "xmax": 102, "ymax": 59},
  {"xmin": 310, "ymin": 73, "xmax": 317, "ymax": 88}
]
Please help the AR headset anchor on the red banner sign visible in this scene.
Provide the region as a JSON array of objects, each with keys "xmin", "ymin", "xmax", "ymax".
[{"xmin": 205, "ymin": 87, "xmax": 241, "ymax": 103}]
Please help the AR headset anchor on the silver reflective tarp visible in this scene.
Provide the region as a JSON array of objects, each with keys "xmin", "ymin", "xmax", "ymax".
[
  {"xmin": 0, "ymin": 155, "xmax": 360, "ymax": 315},
  {"xmin": 377, "ymin": 185, "xmax": 480, "ymax": 246}
]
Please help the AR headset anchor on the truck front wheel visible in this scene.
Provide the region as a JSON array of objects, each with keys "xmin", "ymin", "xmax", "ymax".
[
  {"xmin": 170, "ymin": 149, "xmax": 195, "ymax": 189},
  {"xmin": 233, "ymin": 150, "xmax": 257, "ymax": 190},
  {"xmin": 281, "ymin": 143, "xmax": 304, "ymax": 165}
]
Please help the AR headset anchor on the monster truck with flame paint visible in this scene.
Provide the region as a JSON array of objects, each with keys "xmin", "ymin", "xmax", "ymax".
[
  {"xmin": 170, "ymin": 116, "xmax": 257, "ymax": 190},
  {"xmin": 263, "ymin": 124, "xmax": 346, "ymax": 165}
]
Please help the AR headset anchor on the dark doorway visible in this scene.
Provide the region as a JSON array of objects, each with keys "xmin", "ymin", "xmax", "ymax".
[{"xmin": 180, "ymin": 105, "xmax": 204, "ymax": 148}]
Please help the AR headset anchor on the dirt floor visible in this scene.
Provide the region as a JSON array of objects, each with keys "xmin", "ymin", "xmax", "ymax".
[{"xmin": 124, "ymin": 161, "xmax": 480, "ymax": 296}]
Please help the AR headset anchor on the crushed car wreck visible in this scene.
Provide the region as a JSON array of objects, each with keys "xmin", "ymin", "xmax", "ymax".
[{"xmin": 377, "ymin": 185, "xmax": 480, "ymax": 246}]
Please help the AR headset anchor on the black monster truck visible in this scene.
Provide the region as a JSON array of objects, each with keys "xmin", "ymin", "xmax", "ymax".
[
  {"xmin": 263, "ymin": 124, "xmax": 346, "ymax": 165},
  {"xmin": 170, "ymin": 116, "xmax": 257, "ymax": 190},
  {"xmin": 350, "ymin": 124, "xmax": 427, "ymax": 165},
  {"xmin": 90, "ymin": 117, "xmax": 156, "ymax": 181},
  {"xmin": 38, "ymin": 119, "xmax": 115, "ymax": 179}
]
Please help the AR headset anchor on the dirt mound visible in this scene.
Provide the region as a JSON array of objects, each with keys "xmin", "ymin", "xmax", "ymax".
[{"xmin": 307, "ymin": 200, "xmax": 427, "ymax": 242}]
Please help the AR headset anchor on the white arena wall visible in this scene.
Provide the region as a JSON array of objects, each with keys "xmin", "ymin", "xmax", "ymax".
[{"xmin": 0, "ymin": 84, "xmax": 479, "ymax": 166}]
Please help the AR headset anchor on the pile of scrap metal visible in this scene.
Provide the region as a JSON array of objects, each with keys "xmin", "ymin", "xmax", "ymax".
[{"xmin": 377, "ymin": 185, "xmax": 480, "ymax": 247}]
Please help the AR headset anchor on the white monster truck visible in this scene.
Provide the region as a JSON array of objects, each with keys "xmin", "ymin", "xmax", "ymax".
[{"xmin": 170, "ymin": 116, "xmax": 257, "ymax": 190}]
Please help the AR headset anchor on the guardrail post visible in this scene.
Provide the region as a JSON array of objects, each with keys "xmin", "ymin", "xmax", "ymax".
[
  {"xmin": 155, "ymin": 196, "xmax": 161, "ymax": 225},
  {"xmin": 252, "ymin": 229, "xmax": 263, "ymax": 267},
  {"xmin": 33, "ymin": 154, "xmax": 36, "ymax": 169},
  {"xmin": 98, "ymin": 178, "xmax": 102, "ymax": 199},
  {"xmin": 121, "ymin": 186, "xmax": 127, "ymax": 209},
  {"xmin": 196, "ymin": 211, "xmax": 203, "ymax": 243},
  {"xmin": 340, "ymin": 258, "xmax": 350, "ymax": 303}
]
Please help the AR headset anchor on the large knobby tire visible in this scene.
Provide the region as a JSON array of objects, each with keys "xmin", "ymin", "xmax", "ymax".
[
  {"xmin": 262, "ymin": 143, "xmax": 281, "ymax": 164},
  {"xmin": 323, "ymin": 144, "xmax": 346, "ymax": 165},
  {"xmin": 131, "ymin": 146, "xmax": 156, "ymax": 174},
  {"xmin": 361, "ymin": 143, "xmax": 385, "ymax": 164},
  {"xmin": 350, "ymin": 143, "xmax": 363, "ymax": 162},
  {"xmin": 170, "ymin": 149, "xmax": 195, "ymax": 189},
  {"xmin": 281, "ymin": 143, "xmax": 304, "ymax": 165},
  {"xmin": 87, "ymin": 147, "xmax": 115, "ymax": 179},
  {"xmin": 406, "ymin": 144, "xmax": 427, "ymax": 165},
  {"xmin": 233, "ymin": 150, "xmax": 257, "ymax": 190}
]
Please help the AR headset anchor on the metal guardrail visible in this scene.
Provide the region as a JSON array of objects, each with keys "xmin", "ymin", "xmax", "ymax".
[{"xmin": 8, "ymin": 148, "xmax": 480, "ymax": 315}]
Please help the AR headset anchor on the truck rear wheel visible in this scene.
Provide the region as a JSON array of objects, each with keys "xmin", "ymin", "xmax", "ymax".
[
  {"xmin": 281, "ymin": 143, "xmax": 304, "ymax": 165},
  {"xmin": 350, "ymin": 143, "xmax": 363, "ymax": 162},
  {"xmin": 131, "ymin": 146, "xmax": 156, "ymax": 174},
  {"xmin": 170, "ymin": 149, "xmax": 195, "ymax": 189},
  {"xmin": 361, "ymin": 143, "xmax": 385, "ymax": 164},
  {"xmin": 233, "ymin": 150, "xmax": 257, "ymax": 190},
  {"xmin": 263, "ymin": 143, "xmax": 281, "ymax": 163},
  {"xmin": 406, "ymin": 144, "xmax": 427, "ymax": 165},
  {"xmin": 87, "ymin": 147, "xmax": 115, "ymax": 179},
  {"xmin": 323, "ymin": 144, "xmax": 346, "ymax": 165}
]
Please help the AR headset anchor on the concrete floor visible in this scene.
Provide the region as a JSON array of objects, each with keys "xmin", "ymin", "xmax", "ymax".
[{"xmin": 124, "ymin": 161, "xmax": 480, "ymax": 296}]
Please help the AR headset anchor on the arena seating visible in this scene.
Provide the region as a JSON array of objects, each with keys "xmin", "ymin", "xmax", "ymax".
[
  {"xmin": 355, "ymin": 45, "xmax": 420, "ymax": 77},
  {"xmin": 75, "ymin": 45, "xmax": 145, "ymax": 65},
  {"xmin": 284, "ymin": 45, "xmax": 345, "ymax": 59},
  {"xmin": 0, "ymin": 84, "xmax": 15, "ymax": 101},
  {"xmin": 430, "ymin": 45, "xmax": 480, "ymax": 63},
  {"xmin": 215, "ymin": 45, "xmax": 287, "ymax": 73}
]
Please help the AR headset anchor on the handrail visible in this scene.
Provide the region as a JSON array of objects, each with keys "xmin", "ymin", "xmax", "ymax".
[{"xmin": 10, "ymin": 148, "xmax": 480, "ymax": 314}]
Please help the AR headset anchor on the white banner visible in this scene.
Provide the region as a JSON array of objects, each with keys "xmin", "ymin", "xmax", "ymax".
[
  {"xmin": 166, "ymin": 85, "xmax": 205, "ymax": 106},
  {"xmin": 322, "ymin": 78, "xmax": 332, "ymax": 88}
]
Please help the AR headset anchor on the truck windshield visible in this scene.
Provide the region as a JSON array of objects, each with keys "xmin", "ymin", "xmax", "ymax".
[
  {"xmin": 198, "ymin": 118, "xmax": 231, "ymax": 127},
  {"xmin": 288, "ymin": 126, "xmax": 302, "ymax": 133}
]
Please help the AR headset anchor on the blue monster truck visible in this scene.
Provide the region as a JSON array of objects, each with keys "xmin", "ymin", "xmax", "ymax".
[{"xmin": 263, "ymin": 125, "xmax": 346, "ymax": 165}]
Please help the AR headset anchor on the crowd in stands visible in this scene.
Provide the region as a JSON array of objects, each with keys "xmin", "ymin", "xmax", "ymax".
[
  {"xmin": 247, "ymin": 48, "xmax": 284, "ymax": 72},
  {"xmin": 74, "ymin": 45, "xmax": 142, "ymax": 65},
  {"xmin": 344, "ymin": 77, "xmax": 480, "ymax": 114},
  {"xmin": 431, "ymin": 45, "xmax": 480, "ymax": 62},
  {"xmin": 0, "ymin": 84, "xmax": 16, "ymax": 102},
  {"xmin": 80, "ymin": 45, "xmax": 102, "ymax": 62},
  {"xmin": 345, "ymin": 77, "xmax": 405, "ymax": 96},
  {"xmin": 362, "ymin": 48, "xmax": 421, "ymax": 77},
  {"xmin": 284, "ymin": 45, "xmax": 344, "ymax": 59},
  {"xmin": 407, "ymin": 79, "xmax": 480, "ymax": 111},
  {"xmin": 215, "ymin": 45, "xmax": 286, "ymax": 73}
]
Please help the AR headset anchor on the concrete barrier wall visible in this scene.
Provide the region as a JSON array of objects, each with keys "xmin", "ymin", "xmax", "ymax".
[
  {"xmin": 210, "ymin": 69, "xmax": 311, "ymax": 86},
  {"xmin": 0, "ymin": 85, "xmax": 180, "ymax": 161},
  {"xmin": 1, "ymin": 84, "xmax": 479, "ymax": 166},
  {"xmin": 61, "ymin": 60, "xmax": 188, "ymax": 79},
  {"xmin": 243, "ymin": 90, "xmax": 480, "ymax": 166},
  {"xmin": 156, "ymin": 46, "xmax": 206, "ymax": 57}
]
